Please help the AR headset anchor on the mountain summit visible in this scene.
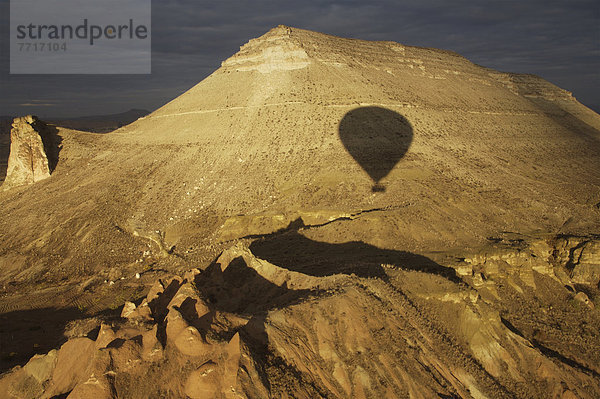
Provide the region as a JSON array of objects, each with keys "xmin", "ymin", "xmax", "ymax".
[{"xmin": 107, "ymin": 25, "xmax": 600, "ymax": 248}]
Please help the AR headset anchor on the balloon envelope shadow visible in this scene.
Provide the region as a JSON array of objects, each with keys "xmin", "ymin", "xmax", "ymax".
[{"xmin": 338, "ymin": 107, "xmax": 413, "ymax": 192}]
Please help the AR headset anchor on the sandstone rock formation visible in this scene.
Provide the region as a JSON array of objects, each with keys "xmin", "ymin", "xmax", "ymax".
[
  {"xmin": 1, "ymin": 240, "xmax": 599, "ymax": 398},
  {"xmin": 2, "ymin": 115, "xmax": 59, "ymax": 190},
  {"xmin": 0, "ymin": 26, "xmax": 599, "ymax": 398}
]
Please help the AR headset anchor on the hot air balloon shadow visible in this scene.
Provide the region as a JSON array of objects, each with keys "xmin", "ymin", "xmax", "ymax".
[{"xmin": 338, "ymin": 106, "xmax": 413, "ymax": 192}]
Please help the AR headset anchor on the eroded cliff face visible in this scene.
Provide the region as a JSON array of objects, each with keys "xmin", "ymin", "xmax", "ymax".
[{"xmin": 2, "ymin": 116, "xmax": 59, "ymax": 190}]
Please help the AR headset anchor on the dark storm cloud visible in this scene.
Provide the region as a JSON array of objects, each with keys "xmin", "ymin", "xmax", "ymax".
[{"xmin": 0, "ymin": 0, "xmax": 598, "ymax": 117}]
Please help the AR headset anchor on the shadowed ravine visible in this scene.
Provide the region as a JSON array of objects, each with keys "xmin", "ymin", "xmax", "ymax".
[{"xmin": 249, "ymin": 231, "xmax": 461, "ymax": 283}]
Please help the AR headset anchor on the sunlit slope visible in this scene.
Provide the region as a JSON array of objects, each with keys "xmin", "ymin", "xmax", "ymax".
[
  {"xmin": 0, "ymin": 25, "xmax": 599, "ymax": 287},
  {"xmin": 109, "ymin": 25, "xmax": 600, "ymax": 245}
]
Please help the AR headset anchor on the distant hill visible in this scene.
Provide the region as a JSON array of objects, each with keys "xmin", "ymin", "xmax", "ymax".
[
  {"xmin": 0, "ymin": 117, "xmax": 12, "ymax": 182},
  {"xmin": 0, "ymin": 116, "xmax": 13, "ymax": 134},
  {"xmin": 0, "ymin": 109, "xmax": 150, "ymax": 135},
  {"xmin": 48, "ymin": 108, "xmax": 150, "ymax": 133}
]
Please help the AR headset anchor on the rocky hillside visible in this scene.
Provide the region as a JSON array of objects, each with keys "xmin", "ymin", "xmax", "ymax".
[
  {"xmin": 1, "ymin": 237, "xmax": 599, "ymax": 398},
  {"xmin": 0, "ymin": 26, "xmax": 599, "ymax": 398}
]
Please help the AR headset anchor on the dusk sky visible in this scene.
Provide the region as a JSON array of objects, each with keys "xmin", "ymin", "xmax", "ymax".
[{"xmin": 1, "ymin": 0, "xmax": 598, "ymax": 117}]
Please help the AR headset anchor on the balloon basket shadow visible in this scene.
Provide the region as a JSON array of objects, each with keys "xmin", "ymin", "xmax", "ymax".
[{"xmin": 371, "ymin": 183, "xmax": 386, "ymax": 193}]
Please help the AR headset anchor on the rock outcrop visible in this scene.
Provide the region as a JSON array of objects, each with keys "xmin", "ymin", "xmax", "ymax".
[
  {"xmin": 554, "ymin": 238, "xmax": 600, "ymax": 286},
  {"xmin": 2, "ymin": 115, "xmax": 59, "ymax": 190},
  {"xmin": 1, "ymin": 238, "xmax": 599, "ymax": 398},
  {"xmin": 0, "ymin": 255, "xmax": 270, "ymax": 399}
]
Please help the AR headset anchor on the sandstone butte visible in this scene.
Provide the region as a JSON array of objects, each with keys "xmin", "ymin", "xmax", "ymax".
[{"xmin": 0, "ymin": 25, "xmax": 599, "ymax": 399}]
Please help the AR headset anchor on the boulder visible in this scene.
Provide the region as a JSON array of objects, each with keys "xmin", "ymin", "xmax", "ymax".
[
  {"xmin": 23, "ymin": 350, "xmax": 58, "ymax": 384},
  {"xmin": 44, "ymin": 338, "xmax": 96, "ymax": 397}
]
